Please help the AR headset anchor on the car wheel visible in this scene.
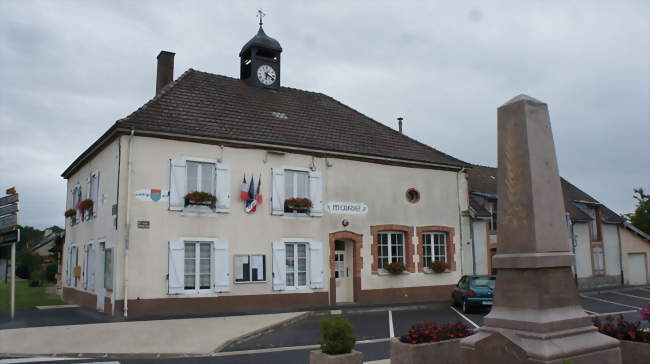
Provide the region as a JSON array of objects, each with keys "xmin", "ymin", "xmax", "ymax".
[{"xmin": 462, "ymin": 299, "xmax": 471, "ymax": 314}]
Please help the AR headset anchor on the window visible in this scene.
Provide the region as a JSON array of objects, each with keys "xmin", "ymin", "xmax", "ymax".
[
  {"xmin": 587, "ymin": 206, "xmax": 600, "ymax": 241},
  {"xmin": 422, "ymin": 232, "xmax": 447, "ymax": 269},
  {"xmin": 71, "ymin": 185, "xmax": 82, "ymax": 225},
  {"xmin": 88, "ymin": 171, "xmax": 100, "ymax": 219},
  {"xmin": 234, "ymin": 255, "xmax": 266, "ymax": 283},
  {"xmin": 285, "ymin": 242, "xmax": 308, "ymax": 288},
  {"xmin": 592, "ymin": 247, "xmax": 605, "ymax": 275},
  {"xmin": 84, "ymin": 243, "xmax": 95, "ymax": 291},
  {"xmin": 488, "ymin": 201, "xmax": 497, "ymax": 231},
  {"xmin": 377, "ymin": 232, "xmax": 405, "ymax": 271},
  {"xmin": 284, "ymin": 170, "xmax": 309, "ymax": 213},
  {"xmin": 187, "ymin": 161, "xmax": 214, "ymax": 194},
  {"xmin": 406, "ymin": 188, "xmax": 420, "ymax": 203},
  {"xmin": 104, "ymin": 248, "xmax": 113, "ymax": 291},
  {"xmin": 184, "ymin": 242, "xmax": 212, "ymax": 292}
]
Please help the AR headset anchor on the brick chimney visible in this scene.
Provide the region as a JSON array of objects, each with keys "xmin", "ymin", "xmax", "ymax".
[{"xmin": 156, "ymin": 51, "xmax": 175, "ymax": 95}]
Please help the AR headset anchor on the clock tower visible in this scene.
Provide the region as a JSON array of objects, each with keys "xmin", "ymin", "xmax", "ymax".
[{"xmin": 240, "ymin": 14, "xmax": 282, "ymax": 90}]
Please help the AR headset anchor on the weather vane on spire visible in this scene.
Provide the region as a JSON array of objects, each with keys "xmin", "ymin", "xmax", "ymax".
[{"xmin": 257, "ymin": 8, "xmax": 266, "ymax": 27}]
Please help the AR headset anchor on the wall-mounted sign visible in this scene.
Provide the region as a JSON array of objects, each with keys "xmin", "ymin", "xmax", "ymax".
[
  {"xmin": 326, "ymin": 202, "xmax": 368, "ymax": 215},
  {"xmin": 135, "ymin": 189, "xmax": 169, "ymax": 202},
  {"xmin": 137, "ymin": 220, "xmax": 150, "ymax": 229}
]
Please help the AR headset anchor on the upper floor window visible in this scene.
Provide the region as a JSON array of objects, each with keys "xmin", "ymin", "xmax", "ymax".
[
  {"xmin": 377, "ymin": 231, "xmax": 405, "ymax": 271},
  {"xmin": 586, "ymin": 206, "xmax": 600, "ymax": 241},
  {"xmin": 271, "ymin": 167, "xmax": 323, "ymax": 216},
  {"xmin": 488, "ymin": 201, "xmax": 497, "ymax": 231},
  {"xmin": 422, "ymin": 232, "xmax": 447, "ymax": 270},
  {"xmin": 86, "ymin": 170, "xmax": 100, "ymax": 220},
  {"xmin": 70, "ymin": 185, "xmax": 82, "ymax": 225},
  {"xmin": 169, "ymin": 158, "xmax": 231, "ymax": 213}
]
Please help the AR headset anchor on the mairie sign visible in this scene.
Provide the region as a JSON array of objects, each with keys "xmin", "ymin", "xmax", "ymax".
[{"xmin": 326, "ymin": 202, "xmax": 368, "ymax": 215}]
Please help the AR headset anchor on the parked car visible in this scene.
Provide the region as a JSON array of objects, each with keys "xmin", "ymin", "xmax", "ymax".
[{"xmin": 452, "ymin": 275, "xmax": 496, "ymax": 313}]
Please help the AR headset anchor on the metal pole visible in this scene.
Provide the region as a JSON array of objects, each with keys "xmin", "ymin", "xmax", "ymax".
[{"xmin": 10, "ymin": 241, "xmax": 15, "ymax": 320}]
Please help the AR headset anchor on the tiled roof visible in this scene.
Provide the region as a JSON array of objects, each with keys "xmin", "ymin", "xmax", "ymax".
[
  {"xmin": 117, "ymin": 69, "xmax": 467, "ymax": 167},
  {"xmin": 467, "ymin": 165, "xmax": 624, "ymax": 224}
]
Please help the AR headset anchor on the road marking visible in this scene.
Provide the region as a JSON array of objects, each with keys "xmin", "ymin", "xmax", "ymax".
[
  {"xmin": 579, "ymin": 294, "xmax": 641, "ymax": 309},
  {"xmin": 212, "ymin": 338, "xmax": 391, "ymax": 356},
  {"xmin": 584, "ymin": 309, "xmax": 597, "ymax": 315},
  {"xmin": 0, "ymin": 359, "xmax": 81, "ymax": 363},
  {"xmin": 449, "ymin": 306, "xmax": 480, "ymax": 329},
  {"xmin": 611, "ymin": 291, "xmax": 650, "ymax": 301},
  {"xmin": 388, "ymin": 310, "xmax": 395, "ymax": 338}
]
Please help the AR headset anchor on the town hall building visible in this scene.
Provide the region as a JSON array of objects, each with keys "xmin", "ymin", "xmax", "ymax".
[{"xmin": 60, "ymin": 23, "xmax": 471, "ymax": 316}]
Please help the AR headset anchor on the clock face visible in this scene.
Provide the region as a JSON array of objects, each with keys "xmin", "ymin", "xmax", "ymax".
[{"xmin": 257, "ymin": 65, "xmax": 276, "ymax": 85}]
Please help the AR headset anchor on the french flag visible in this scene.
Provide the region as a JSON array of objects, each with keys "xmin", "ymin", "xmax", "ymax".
[
  {"xmin": 240, "ymin": 175, "xmax": 250, "ymax": 200},
  {"xmin": 245, "ymin": 175, "xmax": 257, "ymax": 213}
]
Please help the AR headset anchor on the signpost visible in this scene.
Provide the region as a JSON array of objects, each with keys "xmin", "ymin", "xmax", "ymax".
[{"xmin": 0, "ymin": 187, "xmax": 20, "ymax": 320}]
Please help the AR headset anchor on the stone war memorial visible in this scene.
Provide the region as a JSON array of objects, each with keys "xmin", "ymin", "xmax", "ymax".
[{"xmin": 460, "ymin": 95, "xmax": 622, "ymax": 363}]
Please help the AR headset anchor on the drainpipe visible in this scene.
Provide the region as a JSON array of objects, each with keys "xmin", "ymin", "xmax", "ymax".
[
  {"xmin": 616, "ymin": 224, "xmax": 624, "ymax": 286},
  {"xmin": 469, "ymin": 212, "xmax": 476, "ymax": 274},
  {"xmin": 123, "ymin": 129, "xmax": 134, "ymax": 319},
  {"xmin": 456, "ymin": 168, "xmax": 466, "ymax": 273}
]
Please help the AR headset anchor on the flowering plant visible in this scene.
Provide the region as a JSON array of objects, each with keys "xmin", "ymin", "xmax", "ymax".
[
  {"xmin": 64, "ymin": 208, "xmax": 77, "ymax": 218},
  {"xmin": 386, "ymin": 262, "xmax": 406, "ymax": 274},
  {"xmin": 399, "ymin": 320, "xmax": 474, "ymax": 344},
  {"xmin": 639, "ymin": 305, "xmax": 650, "ymax": 323},
  {"xmin": 592, "ymin": 314, "xmax": 650, "ymax": 343},
  {"xmin": 184, "ymin": 191, "xmax": 217, "ymax": 207},
  {"xmin": 78, "ymin": 199, "xmax": 93, "ymax": 213},
  {"xmin": 284, "ymin": 197, "xmax": 312, "ymax": 210},
  {"xmin": 430, "ymin": 260, "xmax": 448, "ymax": 273}
]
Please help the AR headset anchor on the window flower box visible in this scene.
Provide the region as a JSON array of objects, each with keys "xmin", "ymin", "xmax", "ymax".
[
  {"xmin": 386, "ymin": 262, "xmax": 406, "ymax": 274},
  {"xmin": 284, "ymin": 197, "xmax": 312, "ymax": 214},
  {"xmin": 64, "ymin": 208, "xmax": 76, "ymax": 218},
  {"xmin": 184, "ymin": 191, "xmax": 217, "ymax": 209},
  {"xmin": 78, "ymin": 199, "xmax": 93, "ymax": 213},
  {"xmin": 390, "ymin": 320, "xmax": 473, "ymax": 364},
  {"xmin": 430, "ymin": 260, "xmax": 449, "ymax": 273}
]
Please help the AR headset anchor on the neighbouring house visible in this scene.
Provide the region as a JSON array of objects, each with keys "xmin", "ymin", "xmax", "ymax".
[
  {"xmin": 466, "ymin": 165, "xmax": 628, "ymax": 289},
  {"xmin": 60, "ymin": 24, "xmax": 471, "ymax": 317},
  {"xmin": 30, "ymin": 227, "xmax": 64, "ymax": 262},
  {"xmin": 621, "ymin": 222, "xmax": 650, "ymax": 286}
]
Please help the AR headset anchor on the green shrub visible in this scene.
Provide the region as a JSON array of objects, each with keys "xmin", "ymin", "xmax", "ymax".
[
  {"xmin": 29, "ymin": 269, "xmax": 42, "ymax": 286},
  {"xmin": 320, "ymin": 317, "xmax": 356, "ymax": 355},
  {"xmin": 45, "ymin": 263, "xmax": 58, "ymax": 282}
]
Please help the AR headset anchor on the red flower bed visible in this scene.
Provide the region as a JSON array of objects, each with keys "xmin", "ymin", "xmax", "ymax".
[
  {"xmin": 284, "ymin": 197, "xmax": 312, "ymax": 210},
  {"xmin": 400, "ymin": 320, "xmax": 474, "ymax": 344},
  {"xmin": 78, "ymin": 199, "xmax": 93, "ymax": 213},
  {"xmin": 64, "ymin": 208, "xmax": 76, "ymax": 218},
  {"xmin": 592, "ymin": 314, "xmax": 650, "ymax": 343},
  {"xmin": 386, "ymin": 262, "xmax": 406, "ymax": 274},
  {"xmin": 184, "ymin": 191, "xmax": 217, "ymax": 207}
]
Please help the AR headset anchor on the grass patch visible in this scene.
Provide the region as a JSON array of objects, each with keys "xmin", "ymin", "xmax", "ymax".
[{"xmin": 0, "ymin": 279, "xmax": 64, "ymax": 311}]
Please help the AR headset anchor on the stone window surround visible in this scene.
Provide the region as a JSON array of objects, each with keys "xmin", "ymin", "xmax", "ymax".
[
  {"xmin": 370, "ymin": 225, "xmax": 415, "ymax": 274},
  {"xmin": 415, "ymin": 226, "xmax": 456, "ymax": 272}
]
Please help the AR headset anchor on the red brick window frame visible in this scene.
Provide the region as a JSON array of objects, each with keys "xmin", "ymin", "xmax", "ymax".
[
  {"xmin": 370, "ymin": 225, "xmax": 415, "ymax": 274},
  {"xmin": 416, "ymin": 226, "xmax": 456, "ymax": 272}
]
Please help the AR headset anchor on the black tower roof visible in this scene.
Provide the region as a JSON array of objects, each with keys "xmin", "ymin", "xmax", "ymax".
[{"xmin": 239, "ymin": 26, "xmax": 283, "ymax": 57}]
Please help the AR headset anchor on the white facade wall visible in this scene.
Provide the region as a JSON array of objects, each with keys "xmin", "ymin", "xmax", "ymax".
[
  {"xmin": 572, "ymin": 223, "xmax": 593, "ymax": 279},
  {"xmin": 602, "ymin": 224, "xmax": 622, "ymax": 278}
]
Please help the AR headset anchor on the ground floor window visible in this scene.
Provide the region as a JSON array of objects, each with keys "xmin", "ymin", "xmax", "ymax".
[
  {"xmin": 423, "ymin": 232, "xmax": 447, "ymax": 269},
  {"xmin": 285, "ymin": 243, "xmax": 308, "ymax": 288},
  {"xmin": 234, "ymin": 254, "xmax": 266, "ymax": 282},
  {"xmin": 184, "ymin": 242, "xmax": 212, "ymax": 292},
  {"xmin": 377, "ymin": 231, "xmax": 405, "ymax": 271},
  {"xmin": 592, "ymin": 246, "xmax": 605, "ymax": 275}
]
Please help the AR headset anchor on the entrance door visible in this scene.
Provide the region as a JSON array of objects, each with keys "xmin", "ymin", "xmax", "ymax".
[
  {"xmin": 96, "ymin": 242, "xmax": 106, "ymax": 311},
  {"xmin": 335, "ymin": 240, "xmax": 353, "ymax": 303},
  {"xmin": 628, "ymin": 253, "xmax": 648, "ymax": 286}
]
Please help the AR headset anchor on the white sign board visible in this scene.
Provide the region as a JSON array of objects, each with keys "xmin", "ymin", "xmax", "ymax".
[{"xmin": 326, "ymin": 202, "xmax": 368, "ymax": 215}]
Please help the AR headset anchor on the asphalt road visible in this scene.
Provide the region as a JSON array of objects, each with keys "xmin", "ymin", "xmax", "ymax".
[{"xmin": 2, "ymin": 286, "xmax": 649, "ymax": 364}]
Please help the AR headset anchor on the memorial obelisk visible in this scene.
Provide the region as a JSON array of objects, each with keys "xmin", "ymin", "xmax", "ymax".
[{"xmin": 460, "ymin": 95, "xmax": 621, "ymax": 363}]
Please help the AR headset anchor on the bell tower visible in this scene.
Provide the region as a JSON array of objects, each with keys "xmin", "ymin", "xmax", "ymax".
[{"xmin": 240, "ymin": 10, "xmax": 283, "ymax": 90}]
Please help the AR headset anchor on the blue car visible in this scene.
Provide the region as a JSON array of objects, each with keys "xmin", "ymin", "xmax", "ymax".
[{"xmin": 451, "ymin": 275, "xmax": 496, "ymax": 313}]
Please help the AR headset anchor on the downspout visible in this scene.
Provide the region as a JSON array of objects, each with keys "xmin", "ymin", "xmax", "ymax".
[
  {"xmin": 456, "ymin": 168, "xmax": 466, "ymax": 273},
  {"xmin": 469, "ymin": 212, "xmax": 476, "ymax": 274},
  {"xmin": 616, "ymin": 224, "xmax": 624, "ymax": 286},
  {"xmin": 123, "ymin": 129, "xmax": 134, "ymax": 319}
]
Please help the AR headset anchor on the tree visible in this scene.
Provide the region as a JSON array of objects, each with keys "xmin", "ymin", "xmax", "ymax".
[{"xmin": 629, "ymin": 188, "xmax": 650, "ymax": 235}]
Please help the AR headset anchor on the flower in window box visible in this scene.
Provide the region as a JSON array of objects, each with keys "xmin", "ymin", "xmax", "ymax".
[
  {"xmin": 430, "ymin": 260, "xmax": 448, "ymax": 273},
  {"xmin": 64, "ymin": 208, "xmax": 77, "ymax": 218},
  {"xmin": 184, "ymin": 191, "xmax": 217, "ymax": 208},
  {"xmin": 284, "ymin": 197, "xmax": 313, "ymax": 212},
  {"xmin": 386, "ymin": 262, "xmax": 406, "ymax": 274},
  {"xmin": 78, "ymin": 199, "xmax": 94, "ymax": 213}
]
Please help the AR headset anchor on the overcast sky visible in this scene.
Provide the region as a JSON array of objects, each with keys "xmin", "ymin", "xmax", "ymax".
[{"xmin": 1, "ymin": 1, "xmax": 648, "ymax": 229}]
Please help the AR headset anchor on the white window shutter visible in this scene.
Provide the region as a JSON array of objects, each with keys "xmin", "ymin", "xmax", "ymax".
[
  {"xmin": 271, "ymin": 168, "xmax": 285, "ymax": 215},
  {"xmin": 93, "ymin": 171, "xmax": 100, "ymax": 217},
  {"xmin": 310, "ymin": 241, "xmax": 324, "ymax": 289},
  {"xmin": 309, "ymin": 171, "xmax": 323, "ymax": 216},
  {"xmin": 215, "ymin": 164, "xmax": 231, "ymax": 213},
  {"xmin": 168, "ymin": 240, "xmax": 185, "ymax": 294},
  {"xmin": 169, "ymin": 160, "xmax": 186, "ymax": 211},
  {"xmin": 65, "ymin": 246, "xmax": 71, "ymax": 285},
  {"xmin": 87, "ymin": 244, "xmax": 95, "ymax": 291},
  {"xmin": 85, "ymin": 177, "xmax": 91, "ymax": 220},
  {"xmin": 272, "ymin": 241, "xmax": 286, "ymax": 291},
  {"xmin": 213, "ymin": 240, "xmax": 230, "ymax": 292}
]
